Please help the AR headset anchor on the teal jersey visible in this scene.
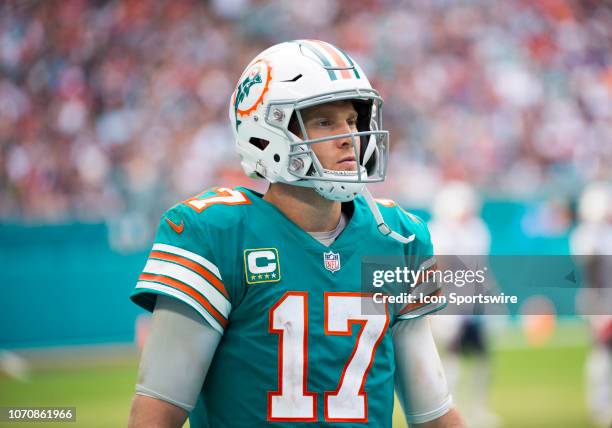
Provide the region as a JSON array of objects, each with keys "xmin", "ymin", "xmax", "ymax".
[{"xmin": 131, "ymin": 187, "xmax": 443, "ymax": 427}]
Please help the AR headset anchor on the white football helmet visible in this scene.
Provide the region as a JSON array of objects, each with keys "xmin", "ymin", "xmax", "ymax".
[
  {"xmin": 578, "ymin": 181, "xmax": 612, "ymax": 224},
  {"xmin": 229, "ymin": 40, "xmax": 388, "ymax": 202},
  {"xmin": 229, "ymin": 40, "xmax": 412, "ymax": 243}
]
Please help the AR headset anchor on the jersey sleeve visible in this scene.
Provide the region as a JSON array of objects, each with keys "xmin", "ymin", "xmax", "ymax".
[
  {"xmin": 392, "ymin": 317, "xmax": 453, "ymax": 423},
  {"xmin": 130, "ymin": 204, "xmax": 232, "ymax": 334},
  {"xmin": 394, "ymin": 207, "xmax": 446, "ymax": 321}
]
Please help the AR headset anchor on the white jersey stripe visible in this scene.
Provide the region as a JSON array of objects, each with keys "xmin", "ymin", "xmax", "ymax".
[
  {"xmin": 143, "ymin": 259, "xmax": 231, "ymax": 318},
  {"xmin": 135, "ymin": 281, "xmax": 225, "ymax": 334},
  {"xmin": 152, "ymin": 243, "xmax": 221, "ymax": 279}
]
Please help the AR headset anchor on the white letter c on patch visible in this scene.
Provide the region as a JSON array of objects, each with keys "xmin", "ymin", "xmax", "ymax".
[{"xmin": 248, "ymin": 250, "xmax": 277, "ymax": 274}]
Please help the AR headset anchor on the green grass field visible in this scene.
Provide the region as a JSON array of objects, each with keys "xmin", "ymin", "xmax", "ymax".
[{"xmin": 0, "ymin": 323, "xmax": 598, "ymax": 428}]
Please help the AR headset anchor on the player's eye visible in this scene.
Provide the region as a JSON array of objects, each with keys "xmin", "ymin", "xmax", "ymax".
[{"xmin": 316, "ymin": 119, "xmax": 332, "ymax": 127}]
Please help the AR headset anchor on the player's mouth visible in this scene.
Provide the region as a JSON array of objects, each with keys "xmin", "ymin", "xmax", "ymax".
[{"xmin": 337, "ymin": 156, "xmax": 357, "ymax": 170}]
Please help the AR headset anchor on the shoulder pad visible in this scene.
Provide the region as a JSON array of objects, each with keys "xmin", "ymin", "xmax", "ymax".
[
  {"xmin": 373, "ymin": 198, "xmax": 430, "ymax": 244},
  {"xmin": 167, "ymin": 187, "xmax": 252, "ymax": 231}
]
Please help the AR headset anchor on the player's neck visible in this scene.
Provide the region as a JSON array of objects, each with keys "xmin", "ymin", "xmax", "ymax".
[{"xmin": 263, "ymin": 183, "xmax": 342, "ymax": 232}]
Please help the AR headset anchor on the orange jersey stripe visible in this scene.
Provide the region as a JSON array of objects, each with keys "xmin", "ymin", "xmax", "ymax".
[
  {"xmin": 139, "ymin": 273, "xmax": 228, "ymax": 328},
  {"xmin": 399, "ymin": 288, "xmax": 442, "ymax": 315},
  {"xmin": 311, "ymin": 40, "xmax": 351, "ymax": 79},
  {"xmin": 149, "ymin": 251, "xmax": 230, "ymax": 299}
]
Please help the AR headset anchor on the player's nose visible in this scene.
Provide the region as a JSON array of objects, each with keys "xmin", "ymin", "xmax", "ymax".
[{"xmin": 336, "ymin": 121, "xmax": 356, "ymax": 148}]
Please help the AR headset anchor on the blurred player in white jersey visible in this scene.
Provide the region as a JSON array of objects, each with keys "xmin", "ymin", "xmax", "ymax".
[
  {"xmin": 428, "ymin": 181, "xmax": 500, "ymax": 428},
  {"xmin": 570, "ymin": 182, "xmax": 612, "ymax": 428}
]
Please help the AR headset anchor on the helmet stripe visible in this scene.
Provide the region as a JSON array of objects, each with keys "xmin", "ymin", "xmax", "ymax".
[
  {"xmin": 336, "ymin": 46, "xmax": 361, "ymax": 79},
  {"xmin": 294, "ymin": 40, "xmax": 338, "ymax": 81},
  {"xmin": 309, "ymin": 40, "xmax": 351, "ymax": 79}
]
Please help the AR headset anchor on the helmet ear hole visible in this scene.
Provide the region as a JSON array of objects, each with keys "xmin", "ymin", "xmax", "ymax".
[
  {"xmin": 288, "ymin": 113, "xmax": 302, "ymax": 138},
  {"xmin": 353, "ymin": 99, "xmax": 377, "ymax": 175},
  {"xmin": 352, "ymin": 99, "xmax": 372, "ymax": 133},
  {"xmin": 249, "ymin": 137, "xmax": 270, "ymax": 150}
]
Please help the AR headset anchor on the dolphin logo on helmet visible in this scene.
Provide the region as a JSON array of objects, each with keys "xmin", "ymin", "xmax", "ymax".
[{"xmin": 232, "ymin": 60, "xmax": 272, "ymax": 130}]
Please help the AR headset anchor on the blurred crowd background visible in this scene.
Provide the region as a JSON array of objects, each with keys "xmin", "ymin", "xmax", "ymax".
[
  {"xmin": 1, "ymin": 2, "xmax": 611, "ymax": 427},
  {"xmin": 1, "ymin": 0, "xmax": 610, "ymax": 224}
]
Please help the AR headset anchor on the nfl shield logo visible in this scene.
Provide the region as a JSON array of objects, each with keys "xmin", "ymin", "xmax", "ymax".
[{"xmin": 323, "ymin": 251, "xmax": 341, "ymax": 273}]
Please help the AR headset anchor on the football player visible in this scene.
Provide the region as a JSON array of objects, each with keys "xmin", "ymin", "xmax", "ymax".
[
  {"xmin": 128, "ymin": 40, "xmax": 464, "ymax": 428},
  {"xmin": 570, "ymin": 182, "xmax": 612, "ymax": 428},
  {"xmin": 428, "ymin": 181, "xmax": 500, "ymax": 428}
]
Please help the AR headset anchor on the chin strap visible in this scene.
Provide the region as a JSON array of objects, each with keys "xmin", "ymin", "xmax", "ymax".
[{"xmin": 361, "ymin": 188, "xmax": 415, "ymax": 244}]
